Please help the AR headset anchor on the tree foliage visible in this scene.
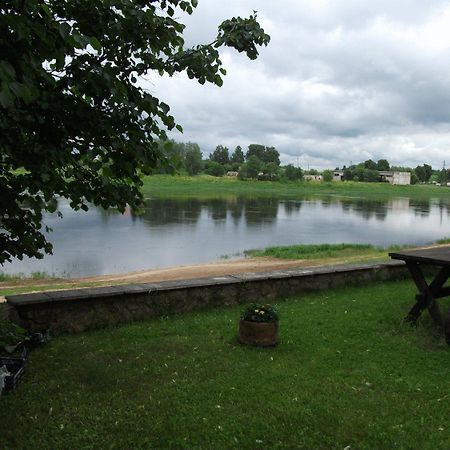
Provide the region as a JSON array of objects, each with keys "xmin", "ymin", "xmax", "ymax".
[
  {"xmin": 363, "ymin": 159, "xmax": 377, "ymax": 170},
  {"xmin": 246, "ymin": 144, "xmax": 280, "ymax": 165},
  {"xmin": 238, "ymin": 155, "xmax": 262, "ymax": 179},
  {"xmin": 414, "ymin": 164, "xmax": 433, "ymax": 183},
  {"xmin": 284, "ymin": 164, "xmax": 303, "ymax": 181},
  {"xmin": 376, "ymin": 159, "xmax": 390, "ymax": 171},
  {"xmin": 184, "ymin": 143, "xmax": 203, "ymax": 176},
  {"xmin": 230, "ymin": 146, "xmax": 244, "ymax": 164},
  {"xmin": 209, "ymin": 145, "xmax": 229, "ymax": 165},
  {"xmin": 0, "ymin": 0, "xmax": 270, "ymax": 263}
]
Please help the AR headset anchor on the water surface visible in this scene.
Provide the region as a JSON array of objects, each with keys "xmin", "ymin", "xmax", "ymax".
[{"xmin": 2, "ymin": 195, "xmax": 450, "ymax": 278}]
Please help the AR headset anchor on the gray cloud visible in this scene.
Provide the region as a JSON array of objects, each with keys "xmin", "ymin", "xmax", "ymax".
[{"xmin": 147, "ymin": 1, "xmax": 450, "ymax": 169}]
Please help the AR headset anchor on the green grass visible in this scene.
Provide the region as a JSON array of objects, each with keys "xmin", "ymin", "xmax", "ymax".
[
  {"xmin": 2, "ymin": 280, "xmax": 450, "ymax": 449},
  {"xmin": 245, "ymin": 241, "xmax": 450, "ymax": 264},
  {"xmin": 245, "ymin": 243, "xmax": 386, "ymax": 260},
  {"xmin": 0, "ymin": 271, "xmax": 52, "ymax": 282},
  {"xmin": 141, "ymin": 174, "xmax": 450, "ymax": 200},
  {"xmin": 0, "ymin": 280, "xmax": 134, "ymax": 297}
]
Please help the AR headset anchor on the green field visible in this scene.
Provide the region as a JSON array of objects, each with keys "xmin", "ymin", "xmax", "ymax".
[
  {"xmin": 1, "ymin": 280, "xmax": 450, "ymax": 449},
  {"xmin": 141, "ymin": 174, "xmax": 450, "ymax": 200}
]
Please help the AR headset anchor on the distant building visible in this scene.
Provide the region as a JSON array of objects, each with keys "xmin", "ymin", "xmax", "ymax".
[
  {"xmin": 331, "ymin": 170, "xmax": 411, "ymax": 185},
  {"xmin": 378, "ymin": 171, "xmax": 411, "ymax": 185},
  {"xmin": 304, "ymin": 174, "xmax": 323, "ymax": 181}
]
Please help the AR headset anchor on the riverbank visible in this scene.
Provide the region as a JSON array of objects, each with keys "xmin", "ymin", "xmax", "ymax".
[
  {"xmin": 141, "ymin": 174, "xmax": 450, "ymax": 199},
  {"xmin": 3, "ymin": 241, "xmax": 450, "ymax": 298},
  {"xmin": 0, "ymin": 253, "xmax": 388, "ymax": 298}
]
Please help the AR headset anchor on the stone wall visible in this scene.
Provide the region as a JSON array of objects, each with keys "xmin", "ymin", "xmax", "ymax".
[{"xmin": 5, "ymin": 261, "xmax": 407, "ymax": 334}]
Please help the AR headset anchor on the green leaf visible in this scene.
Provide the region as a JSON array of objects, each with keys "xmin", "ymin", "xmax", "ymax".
[
  {"xmin": 40, "ymin": 4, "xmax": 52, "ymax": 18},
  {"xmin": 47, "ymin": 198, "xmax": 58, "ymax": 213},
  {"xmin": 59, "ymin": 22, "xmax": 71, "ymax": 39},
  {"xmin": 160, "ymin": 102, "xmax": 170, "ymax": 114},
  {"xmin": 0, "ymin": 82, "xmax": 14, "ymax": 108},
  {"xmin": 0, "ymin": 60, "xmax": 16, "ymax": 81},
  {"xmin": 90, "ymin": 36, "xmax": 102, "ymax": 51}
]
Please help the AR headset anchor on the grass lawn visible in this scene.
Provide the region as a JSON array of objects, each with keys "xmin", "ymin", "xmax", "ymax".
[
  {"xmin": 141, "ymin": 174, "xmax": 450, "ymax": 201},
  {"xmin": 1, "ymin": 280, "xmax": 450, "ymax": 449}
]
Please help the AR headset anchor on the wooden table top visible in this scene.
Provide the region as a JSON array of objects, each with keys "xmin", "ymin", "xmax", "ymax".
[{"xmin": 389, "ymin": 245, "xmax": 450, "ymax": 266}]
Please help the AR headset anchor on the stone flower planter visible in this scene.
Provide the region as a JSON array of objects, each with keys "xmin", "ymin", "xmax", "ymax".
[{"xmin": 238, "ymin": 318, "xmax": 279, "ymax": 347}]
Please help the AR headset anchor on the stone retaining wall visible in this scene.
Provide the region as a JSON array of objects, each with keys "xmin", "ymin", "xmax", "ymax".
[{"xmin": 5, "ymin": 260, "xmax": 407, "ymax": 334}]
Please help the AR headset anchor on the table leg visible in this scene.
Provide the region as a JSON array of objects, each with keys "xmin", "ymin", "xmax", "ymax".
[{"xmin": 404, "ymin": 262, "xmax": 450, "ymax": 326}]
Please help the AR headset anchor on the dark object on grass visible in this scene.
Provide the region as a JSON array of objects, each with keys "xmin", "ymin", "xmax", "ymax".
[
  {"xmin": 0, "ymin": 330, "xmax": 49, "ymax": 396},
  {"xmin": 24, "ymin": 330, "xmax": 51, "ymax": 350},
  {"xmin": 2, "ymin": 330, "xmax": 50, "ymax": 355},
  {"xmin": 0, "ymin": 348, "xmax": 27, "ymax": 393}
]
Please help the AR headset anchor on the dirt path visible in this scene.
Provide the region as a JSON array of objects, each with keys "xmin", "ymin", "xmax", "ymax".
[
  {"xmin": 78, "ymin": 257, "xmax": 317, "ymax": 283},
  {"xmin": 1, "ymin": 257, "xmax": 314, "ymax": 292},
  {"xmin": 0, "ymin": 257, "xmax": 322, "ymax": 303}
]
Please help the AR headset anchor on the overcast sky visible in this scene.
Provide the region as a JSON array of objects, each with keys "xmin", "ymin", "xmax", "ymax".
[{"xmin": 148, "ymin": 0, "xmax": 450, "ymax": 169}]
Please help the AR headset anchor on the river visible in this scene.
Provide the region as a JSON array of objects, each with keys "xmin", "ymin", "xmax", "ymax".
[{"xmin": 2, "ymin": 195, "xmax": 450, "ymax": 278}]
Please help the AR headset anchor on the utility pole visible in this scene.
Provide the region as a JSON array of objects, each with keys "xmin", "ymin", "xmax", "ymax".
[{"xmin": 441, "ymin": 160, "xmax": 447, "ymax": 186}]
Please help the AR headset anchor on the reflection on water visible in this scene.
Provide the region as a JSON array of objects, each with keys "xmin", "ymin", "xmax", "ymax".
[{"xmin": 3, "ymin": 195, "xmax": 450, "ymax": 277}]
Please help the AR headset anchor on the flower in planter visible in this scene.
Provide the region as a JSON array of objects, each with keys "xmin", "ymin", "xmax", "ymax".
[{"xmin": 241, "ymin": 303, "xmax": 278, "ymax": 323}]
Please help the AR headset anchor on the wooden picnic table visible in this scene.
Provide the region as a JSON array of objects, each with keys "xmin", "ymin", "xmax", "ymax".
[{"xmin": 389, "ymin": 245, "xmax": 450, "ymax": 342}]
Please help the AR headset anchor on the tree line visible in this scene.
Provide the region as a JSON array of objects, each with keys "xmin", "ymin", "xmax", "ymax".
[
  {"xmin": 337, "ymin": 160, "xmax": 449, "ymax": 185},
  {"xmin": 157, "ymin": 141, "xmax": 303, "ymax": 181},
  {"xmin": 157, "ymin": 141, "xmax": 449, "ymax": 185}
]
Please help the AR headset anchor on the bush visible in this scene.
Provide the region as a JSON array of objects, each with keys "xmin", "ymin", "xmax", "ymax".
[
  {"xmin": 204, "ymin": 161, "xmax": 225, "ymax": 177},
  {"xmin": 0, "ymin": 307, "xmax": 27, "ymax": 349},
  {"xmin": 284, "ymin": 164, "xmax": 303, "ymax": 181},
  {"xmin": 322, "ymin": 170, "xmax": 333, "ymax": 182}
]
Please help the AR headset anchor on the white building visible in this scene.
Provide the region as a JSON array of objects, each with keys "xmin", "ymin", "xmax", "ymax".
[
  {"xmin": 331, "ymin": 170, "xmax": 411, "ymax": 185},
  {"xmin": 378, "ymin": 171, "xmax": 411, "ymax": 185},
  {"xmin": 304, "ymin": 174, "xmax": 323, "ymax": 181}
]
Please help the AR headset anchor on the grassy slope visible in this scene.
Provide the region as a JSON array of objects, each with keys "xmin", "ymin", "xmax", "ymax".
[
  {"xmin": 1, "ymin": 280, "xmax": 450, "ymax": 449},
  {"xmin": 141, "ymin": 174, "xmax": 450, "ymax": 200}
]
